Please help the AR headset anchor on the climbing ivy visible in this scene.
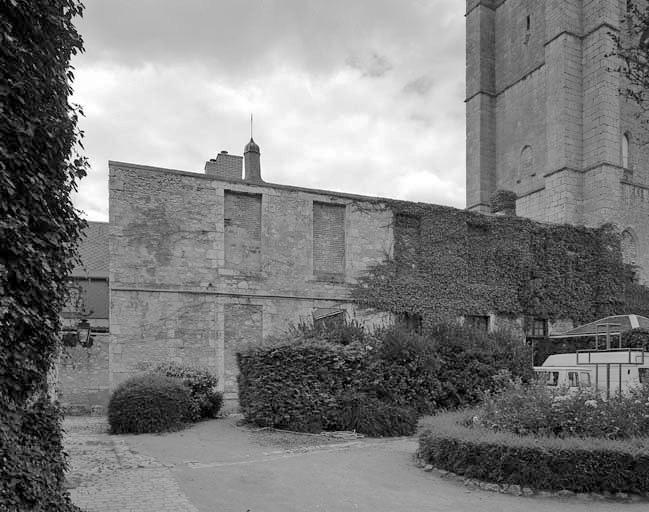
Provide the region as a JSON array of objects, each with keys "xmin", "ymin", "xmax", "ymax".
[{"xmin": 351, "ymin": 201, "xmax": 643, "ymax": 326}]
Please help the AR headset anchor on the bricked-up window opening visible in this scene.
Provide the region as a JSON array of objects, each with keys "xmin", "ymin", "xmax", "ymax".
[
  {"xmin": 224, "ymin": 191, "xmax": 262, "ymax": 272},
  {"xmin": 465, "ymin": 315, "xmax": 489, "ymax": 332},
  {"xmin": 395, "ymin": 214, "xmax": 421, "ymax": 265},
  {"xmin": 313, "ymin": 202, "xmax": 346, "ymax": 279},
  {"xmin": 526, "ymin": 317, "xmax": 548, "ymax": 338},
  {"xmin": 396, "ymin": 312, "xmax": 423, "ymax": 334}
]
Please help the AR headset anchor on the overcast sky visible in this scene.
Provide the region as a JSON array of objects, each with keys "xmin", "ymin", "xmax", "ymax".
[{"xmin": 71, "ymin": 0, "xmax": 466, "ymax": 221}]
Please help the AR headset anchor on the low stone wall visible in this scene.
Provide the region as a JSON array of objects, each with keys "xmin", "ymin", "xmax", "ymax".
[{"xmin": 57, "ymin": 333, "xmax": 110, "ymax": 415}]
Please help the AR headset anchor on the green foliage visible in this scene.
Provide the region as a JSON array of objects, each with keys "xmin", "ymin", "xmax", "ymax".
[
  {"xmin": 1, "ymin": 1, "xmax": 87, "ymax": 509},
  {"xmin": 622, "ymin": 327, "xmax": 649, "ymax": 348},
  {"xmin": 426, "ymin": 324, "xmax": 534, "ymax": 408},
  {"xmin": 0, "ymin": 392, "xmax": 81, "ymax": 512},
  {"xmin": 419, "ymin": 410, "xmax": 649, "ymax": 493},
  {"xmin": 237, "ymin": 339, "xmax": 369, "ymax": 432},
  {"xmin": 237, "ymin": 323, "xmax": 533, "ymax": 433},
  {"xmin": 288, "ymin": 318, "xmax": 368, "ymax": 346},
  {"xmin": 489, "ymin": 189, "xmax": 517, "ymax": 214},
  {"xmin": 365, "ymin": 327, "xmax": 441, "ymax": 413},
  {"xmin": 611, "ymin": 2, "xmax": 649, "ymax": 126},
  {"xmin": 624, "ymin": 282, "xmax": 649, "ymax": 317},
  {"xmin": 1, "ymin": 0, "xmax": 88, "ymax": 403},
  {"xmin": 150, "ymin": 362, "xmax": 223, "ymax": 420},
  {"xmin": 479, "ymin": 378, "xmax": 649, "ymax": 439},
  {"xmin": 334, "ymin": 392, "xmax": 418, "ymax": 437},
  {"xmin": 351, "ymin": 201, "xmax": 644, "ymax": 325},
  {"xmin": 107, "ymin": 375, "xmax": 192, "ymax": 434}
]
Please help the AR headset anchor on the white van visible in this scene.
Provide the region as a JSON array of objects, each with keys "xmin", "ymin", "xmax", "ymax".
[{"xmin": 533, "ymin": 350, "xmax": 649, "ymax": 396}]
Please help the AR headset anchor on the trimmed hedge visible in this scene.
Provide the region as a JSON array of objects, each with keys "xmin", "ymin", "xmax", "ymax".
[
  {"xmin": 237, "ymin": 339, "xmax": 368, "ymax": 432},
  {"xmin": 150, "ymin": 362, "xmax": 223, "ymax": 420},
  {"xmin": 108, "ymin": 374, "xmax": 192, "ymax": 434},
  {"xmin": 419, "ymin": 410, "xmax": 649, "ymax": 493}
]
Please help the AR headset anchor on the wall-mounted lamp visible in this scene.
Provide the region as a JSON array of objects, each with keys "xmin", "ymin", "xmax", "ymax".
[{"xmin": 76, "ymin": 319, "xmax": 92, "ymax": 347}]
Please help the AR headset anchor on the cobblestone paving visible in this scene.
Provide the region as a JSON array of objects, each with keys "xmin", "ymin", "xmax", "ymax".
[{"xmin": 63, "ymin": 417, "xmax": 198, "ymax": 512}]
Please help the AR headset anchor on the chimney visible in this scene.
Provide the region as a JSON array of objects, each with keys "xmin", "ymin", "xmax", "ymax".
[
  {"xmin": 244, "ymin": 138, "xmax": 262, "ymax": 182},
  {"xmin": 204, "ymin": 150, "xmax": 243, "ymax": 180}
]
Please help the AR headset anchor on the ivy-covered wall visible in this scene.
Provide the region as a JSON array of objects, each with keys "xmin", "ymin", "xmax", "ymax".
[{"xmin": 352, "ymin": 201, "xmax": 647, "ymax": 327}]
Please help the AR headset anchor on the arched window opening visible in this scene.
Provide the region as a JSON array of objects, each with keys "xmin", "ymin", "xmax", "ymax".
[
  {"xmin": 518, "ymin": 146, "xmax": 533, "ymax": 183},
  {"xmin": 622, "ymin": 133, "xmax": 630, "ymax": 169}
]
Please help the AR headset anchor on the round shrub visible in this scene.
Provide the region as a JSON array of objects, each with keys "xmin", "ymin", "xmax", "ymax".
[
  {"xmin": 419, "ymin": 410, "xmax": 649, "ymax": 494},
  {"xmin": 150, "ymin": 362, "xmax": 223, "ymax": 420},
  {"xmin": 108, "ymin": 374, "xmax": 192, "ymax": 434}
]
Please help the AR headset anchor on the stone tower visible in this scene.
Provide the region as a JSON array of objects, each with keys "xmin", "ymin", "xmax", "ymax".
[{"xmin": 465, "ymin": 0, "xmax": 649, "ymax": 282}]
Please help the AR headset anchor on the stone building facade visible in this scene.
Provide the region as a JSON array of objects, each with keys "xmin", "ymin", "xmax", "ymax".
[
  {"xmin": 108, "ymin": 150, "xmax": 393, "ymax": 406},
  {"xmin": 466, "ymin": 0, "xmax": 649, "ymax": 282}
]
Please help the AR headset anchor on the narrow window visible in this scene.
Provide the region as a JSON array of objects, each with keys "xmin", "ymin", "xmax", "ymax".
[
  {"xmin": 526, "ymin": 15, "xmax": 531, "ymax": 31},
  {"xmin": 622, "ymin": 133, "xmax": 630, "ymax": 169}
]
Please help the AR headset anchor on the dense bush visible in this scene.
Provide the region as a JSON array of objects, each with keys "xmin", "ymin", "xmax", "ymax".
[
  {"xmin": 238, "ymin": 339, "xmax": 369, "ymax": 432},
  {"xmin": 478, "ymin": 377, "xmax": 649, "ymax": 439},
  {"xmin": 419, "ymin": 410, "xmax": 649, "ymax": 493},
  {"xmin": 151, "ymin": 362, "xmax": 223, "ymax": 420},
  {"xmin": 237, "ymin": 322, "xmax": 533, "ymax": 434},
  {"xmin": 334, "ymin": 392, "xmax": 418, "ymax": 437},
  {"xmin": 364, "ymin": 328, "xmax": 441, "ymax": 413},
  {"xmin": 108, "ymin": 374, "xmax": 192, "ymax": 434},
  {"xmin": 1, "ymin": 393, "xmax": 80, "ymax": 512},
  {"xmin": 426, "ymin": 324, "xmax": 534, "ymax": 408}
]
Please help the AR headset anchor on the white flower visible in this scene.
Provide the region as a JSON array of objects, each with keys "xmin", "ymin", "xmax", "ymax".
[{"xmin": 584, "ymin": 399, "xmax": 598, "ymax": 408}]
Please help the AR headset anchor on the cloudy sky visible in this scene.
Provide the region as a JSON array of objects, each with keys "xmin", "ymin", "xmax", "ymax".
[{"xmin": 71, "ymin": 0, "xmax": 466, "ymax": 221}]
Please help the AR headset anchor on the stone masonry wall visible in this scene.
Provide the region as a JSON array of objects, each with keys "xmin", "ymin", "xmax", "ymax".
[
  {"xmin": 109, "ymin": 162, "xmax": 394, "ymax": 406},
  {"xmin": 57, "ymin": 333, "xmax": 110, "ymax": 414}
]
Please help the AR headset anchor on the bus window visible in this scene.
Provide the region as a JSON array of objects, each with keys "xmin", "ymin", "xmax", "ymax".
[
  {"xmin": 536, "ymin": 371, "xmax": 559, "ymax": 386},
  {"xmin": 568, "ymin": 372, "xmax": 579, "ymax": 387},
  {"xmin": 579, "ymin": 372, "xmax": 591, "ymax": 387},
  {"xmin": 640, "ymin": 368, "xmax": 649, "ymax": 385}
]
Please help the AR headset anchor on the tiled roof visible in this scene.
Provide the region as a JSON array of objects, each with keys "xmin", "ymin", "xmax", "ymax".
[{"xmin": 70, "ymin": 221, "xmax": 109, "ymax": 278}]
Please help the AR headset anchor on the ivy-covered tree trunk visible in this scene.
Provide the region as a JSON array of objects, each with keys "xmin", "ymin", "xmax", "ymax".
[{"xmin": 1, "ymin": 1, "xmax": 87, "ymax": 510}]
